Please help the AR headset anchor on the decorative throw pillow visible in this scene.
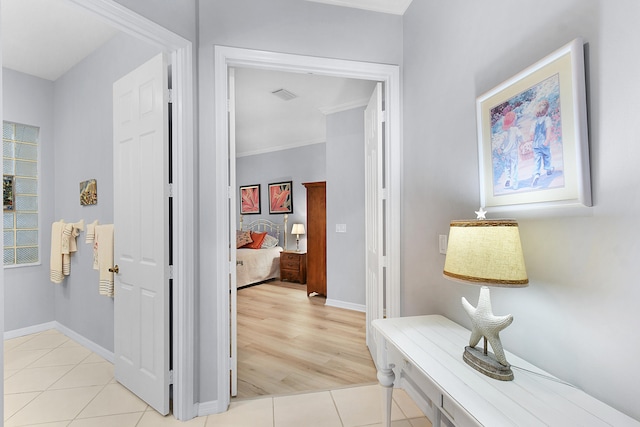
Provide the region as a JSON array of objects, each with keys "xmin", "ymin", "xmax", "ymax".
[
  {"xmin": 236, "ymin": 230, "xmax": 253, "ymax": 248},
  {"xmin": 242, "ymin": 231, "xmax": 267, "ymax": 249},
  {"xmin": 261, "ymin": 234, "xmax": 279, "ymax": 249}
]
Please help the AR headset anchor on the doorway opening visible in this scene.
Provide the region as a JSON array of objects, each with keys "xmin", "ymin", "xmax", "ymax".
[{"xmin": 213, "ymin": 46, "xmax": 401, "ymax": 413}]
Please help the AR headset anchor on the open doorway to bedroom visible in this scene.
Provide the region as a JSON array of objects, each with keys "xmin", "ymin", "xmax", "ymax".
[
  {"xmin": 233, "ymin": 66, "xmax": 378, "ymax": 398},
  {"xmin": 215, "ymin": 46, "xmax": 401, "ymax": 406}
]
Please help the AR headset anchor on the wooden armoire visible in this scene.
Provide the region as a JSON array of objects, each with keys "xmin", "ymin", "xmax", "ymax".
[{"xmin": 302, "ymin": 182, "xmax": 326, "ymax": 296}]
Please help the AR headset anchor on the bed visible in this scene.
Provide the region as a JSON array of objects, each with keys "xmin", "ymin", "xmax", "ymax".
[{"xmin": 236, "ymin": 214, "xmax": 288, "ymax": 289}]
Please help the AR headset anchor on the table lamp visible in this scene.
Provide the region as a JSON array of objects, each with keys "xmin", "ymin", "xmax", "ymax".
[
  {"xmin": 291, "ymin": 223, "xmax": 305, "ymax": 251},
  {"xmin": 443, "ymin": 215, "xmax": 528, "ymax": 381}
]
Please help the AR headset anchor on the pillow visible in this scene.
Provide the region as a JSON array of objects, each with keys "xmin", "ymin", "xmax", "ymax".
[
  {"xmin": 242, "ymin": 231, "xmax": 267, "ymax": 249},
  {"xmin": 261, "ymin": 234, "xmax": 279, "ymax": 249},
  {"xmin": 236, "ymin": 230, "xmax": 253, "ymax": 248}
]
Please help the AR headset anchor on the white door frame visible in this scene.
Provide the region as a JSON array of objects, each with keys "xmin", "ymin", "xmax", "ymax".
[
  {"xmin": 213, "ymin": 46, "xmax": 401, "ymax": 411},
  {"xmin": 66, "ymin": 0, "xmax": 196, "ymax": 420}
]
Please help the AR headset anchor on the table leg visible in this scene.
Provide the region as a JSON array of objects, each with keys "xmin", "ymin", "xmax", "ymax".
[{"xmin": 377, "ymin": 365, "xmax": 395, "ymax": 427}]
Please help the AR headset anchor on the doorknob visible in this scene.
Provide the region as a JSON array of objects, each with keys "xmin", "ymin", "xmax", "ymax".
[{"xmin": 109, "ymin": 265, "xmax": 119, "ymax": 274}]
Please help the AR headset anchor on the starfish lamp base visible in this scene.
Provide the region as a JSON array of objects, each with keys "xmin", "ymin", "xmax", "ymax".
[{"xmin": 463, "ymin": 345, "xmax": 514, "ymax": 381}]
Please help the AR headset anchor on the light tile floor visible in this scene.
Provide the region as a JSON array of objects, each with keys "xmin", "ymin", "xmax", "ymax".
[{"xmin": 4, "ymin": 329, "xmax": 431, "ymax": 427}]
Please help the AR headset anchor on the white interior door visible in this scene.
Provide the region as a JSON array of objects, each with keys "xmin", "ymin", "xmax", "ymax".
[
  {"xmin": 365, "ymin": 83, "xmax": 384, "ymax": 366},
  {"xmin": 228, "ymin": 67, "xmax": 239, "ymax": 397},
  {"xmin": 113, "ymin": 52, "xmax": 170, "ymax": 415}
]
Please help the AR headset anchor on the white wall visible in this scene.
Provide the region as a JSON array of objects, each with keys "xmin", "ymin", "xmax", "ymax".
[
  {"xmin": 197, "ymin": 0, "xmax": 403, "ymax": 404},
  {"xmin": 2, "ymin": 69, "xmax": 56, "ymax": 331},
  {"xmin": 326, "ymin": 107, "xmax": 366, "ymax": 306},
  {"xmin": 403, "ymin": 0, "xmax": 640, "ymax": 420}
]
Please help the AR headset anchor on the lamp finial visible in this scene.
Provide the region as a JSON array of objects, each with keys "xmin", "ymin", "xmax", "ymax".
[{"xmin": 475, "ymin": 207, "xmax": 487, "ymax": 220}]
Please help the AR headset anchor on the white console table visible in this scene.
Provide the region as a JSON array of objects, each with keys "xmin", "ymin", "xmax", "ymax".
[{"xmin": 373, "ymin": 315, "xmax": 639, "ymax": 427}]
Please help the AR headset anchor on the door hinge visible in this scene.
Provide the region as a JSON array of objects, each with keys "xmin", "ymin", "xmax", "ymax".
[
  {"xmin": 228, "ymin": 186, "xmax": 232, "ymax": 199},
  {"xmin": 169, "ymin": 370, "xmax": 174, "ymax": 385},
  {"xmin": 168, "ymin": 265, "xmax": 174, "ymax": 280},
  {"xmin": 168, "ymin": 183, "xmax": 174, "ymax": 197},
  {"xmin": 168, "ymin": 89, "xmax": 173, "ymax": 103}
]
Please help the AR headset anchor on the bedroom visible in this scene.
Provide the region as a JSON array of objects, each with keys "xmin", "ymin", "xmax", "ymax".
[{"xmin": 232, "ymin": 65, "xmax": 379, "ymax": 397}]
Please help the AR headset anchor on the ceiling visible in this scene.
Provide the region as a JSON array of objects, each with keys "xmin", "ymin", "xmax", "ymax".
[
  {"xmin": 306, "ymin": 0, "xmax": 413, "ymax": 15},
  {"xmin": 1, "ymin": 0, "xmax": 401, "ymax": 155}
]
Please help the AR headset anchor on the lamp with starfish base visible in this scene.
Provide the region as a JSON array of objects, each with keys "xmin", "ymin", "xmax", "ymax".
[{"xmin": 443, "ymin": 213, "xmax": 528, "ymax": 381}]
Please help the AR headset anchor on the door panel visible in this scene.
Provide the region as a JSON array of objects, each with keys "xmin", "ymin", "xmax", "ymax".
[
  {"xmin": 113, "ymin": 52, "xmax": 170, "ymax": 415},
  {"xmin": 365, "ymin": 82, "xmax": 384, "ymax": 367}
]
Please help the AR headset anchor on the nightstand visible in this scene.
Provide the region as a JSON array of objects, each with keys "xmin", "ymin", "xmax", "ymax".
[{"xmin": 280, "ymin": 251, "xmax": 307, "ymax": 284}]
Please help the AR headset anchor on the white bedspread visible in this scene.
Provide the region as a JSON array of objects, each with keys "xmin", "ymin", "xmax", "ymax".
[{"xmin": 236, "ymin": 246, "xmax": 283, "ymax": 288}]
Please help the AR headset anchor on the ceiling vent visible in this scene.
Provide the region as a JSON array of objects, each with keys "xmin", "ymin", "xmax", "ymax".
[{"xmin": 271, "ymin": 88, "xmax": 298, "ymax": 101}]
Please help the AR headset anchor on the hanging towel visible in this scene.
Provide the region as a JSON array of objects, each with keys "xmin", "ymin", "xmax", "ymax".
[
  {"xmin": 61, "ymin": 219, "xmax": 85, "ymax": 276},
  {"xmin": 50, "ymin": 221, "xmax": 65, "ymax": 283},
  {"xmin": 95, "ymin": 224, "xmax": 115, "ymax": 297},
  {"xmin": 85, "ymin": 220, "xmax": 98, "ymax": 244},
  {"xmin": 86, "ymin": 220, "xmax": 100, "ymax": 269}
]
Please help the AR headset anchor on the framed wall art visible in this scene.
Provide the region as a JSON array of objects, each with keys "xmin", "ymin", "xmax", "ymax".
[
  {"xmin": 268, "ymin": 181, "xmax": 293, "ymax": 214},
  {"xmin": 476, "ymin": 38, "xmax": 591, "ymax": 212},
  {"xmin": 240, "ymin": 184, "xmax": 261, "ymax": 214},
  {"xmin": 80, "ymin": 179, "xmax": 98, "ymax": 206}
]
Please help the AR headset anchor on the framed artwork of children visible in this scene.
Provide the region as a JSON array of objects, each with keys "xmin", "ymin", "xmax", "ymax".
[
  {"xmin": 240, "ymin": 184, "xmax": 261, "ymax": 215},
  {"xmin": 476, "ymin": 38, "xmax": 591, "ymax": 212}
]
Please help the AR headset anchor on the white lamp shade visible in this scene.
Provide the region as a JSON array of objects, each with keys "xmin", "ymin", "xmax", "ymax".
[
  {"xmin": 291, "ymin": 224, "xmax": 305, "ymax": 235},
  {"xmin": 443, "ymin": 220, "xmax": 528, "ymax": 287}
]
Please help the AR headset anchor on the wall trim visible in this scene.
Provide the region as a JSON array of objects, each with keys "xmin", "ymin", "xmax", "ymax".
[
  {"xmin": 325, "ymin": 299, "xmax": 365, "ymax": 313},
  {"xmin": 4, "ymin": 321, "xmax": 115, "ymax": 363}
]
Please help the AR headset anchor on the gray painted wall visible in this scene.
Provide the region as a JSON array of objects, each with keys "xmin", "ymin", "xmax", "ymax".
[
  {"xmin": 326, "ymin": 107, "xmax": 366, "ymax": 306},
  {"xmin": 197, "ymin": 0, "xmax": 403, "ymax": 404},
  {"xmin": 2, "ymin": 69, "xmax": 56, "ymax": 331},
  {"xmin": 403, "ymin": 0, "xmax": 640, "ymax": 420},
  {"xmin": 236, "ymin": 143, "xmax": 326, "ymax": 252},
  {"xmin": 50, "ymin": 32, "xmax": 161, "ymax": 351}
]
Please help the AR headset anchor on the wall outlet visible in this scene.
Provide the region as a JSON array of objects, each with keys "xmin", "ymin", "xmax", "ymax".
[{"xmin": 336, "ymin": 224, "xmax": 347, "ymax": 233}]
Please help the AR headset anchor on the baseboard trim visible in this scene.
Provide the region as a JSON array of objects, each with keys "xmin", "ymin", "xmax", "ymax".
[
  {"xmin": 54, "ymin": 322, "xmax": 115, "ymax": 363},
  {"xmin": 325, "ymin": 299, "xmax": 365, "ymax": 313},
  {"xmin": 197, "ymin": 399, "xmax": 227, "ymax": 417},
  {"xmin": 4, "ymin": 322, "xmax": 58, "ymax": 340},
  {"xmin": 4, "ymin": 321, "xmax": 114, "ymax": 364}
]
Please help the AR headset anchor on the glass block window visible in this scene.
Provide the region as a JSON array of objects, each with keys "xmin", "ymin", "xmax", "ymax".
[{"xmin": 3, "ymin": 122, "xmax": 39, "ymax": 266}]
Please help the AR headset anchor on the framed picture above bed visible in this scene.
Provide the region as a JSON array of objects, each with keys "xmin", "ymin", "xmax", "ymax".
[
  {"xmin": 240, "ymin": 184, "xmax": 261, "ymax": 215},
  {"xmin": 268, "ymin": 181, "xmax": 293, "ymax": 214}
]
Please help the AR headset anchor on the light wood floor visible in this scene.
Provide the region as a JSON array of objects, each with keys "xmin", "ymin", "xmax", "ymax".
[{"xmin": 236, "ymin": 280, "xmax": 377, "ymax": 399}]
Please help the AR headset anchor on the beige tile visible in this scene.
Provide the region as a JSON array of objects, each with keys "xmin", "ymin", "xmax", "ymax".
[
  {"xmin": 4, "ymin": 335, "xmax": 35, "ymax": 351},
  {"xmin": 13, "ymin": 333, "xmax": 69, "ymax": 350},
  {"xmin": 331, "ymin": 384, "xmax": 405, "ymax": 427},
  {"xmin": 5, "ymin": 385, "xmax": 103, "ymax": 426},
  {"xmin": 409, "ymin": 417, "xmax": 432, "ymax": 427},
  {"xmin": 50, "ymin": 361, "xmax": 114, "ymax": 389},
  {"xmin": 82, "ymin": 352, "xmax": 109, "ymax": 364},
  {"xmin": 29, "ymin": 345, "xmax": 92, "ymax": 368},
  {"xmin": 138, "ymin": 409, "xmax": 208, "ymax": 426},
  {"xmin": 4, "ymin": 348, "xmax": 50, "ymax": 371},
  {"xmin": 77, "ymin": 382, "xmax": 148, "ymax": 418},
  {"xmin": 4, "ymin": 369, "xmax": 19, "ymax": 380},
  {"xmin": 274, "ymin": 391, "xmax": 341, "ymax": 427},
  {"xmin": 4, "ymin": 365, "xmax": 75, "ymax": 394},
  {"xmin": 205, "ymin": 397, "xmax": 274, "ymax": 427},
  {"xmin": 365, "ymin": 420, "xmax": 414, "ymax": 427},
  {"xmin": 393, "ymin": 388, "xmax": 426, "ymax": 419},
  {"xmin": 68, "ymin": 412, "xmax": 144, "ymax": 427},
  {"xmin": 4, "ymin": 391, "xmax": 39, "ymax": 421}
]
